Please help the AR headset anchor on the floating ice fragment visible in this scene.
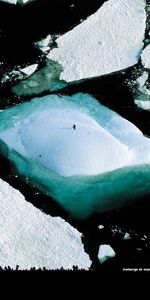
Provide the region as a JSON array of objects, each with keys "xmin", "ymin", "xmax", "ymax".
[
  {"xmin": 123, "ymin": 233, "xmax": 132, "ymax": 240},
  {"xmin": 1, "ymin": 93, "xmax": 150, "ymax": 219},
  {"xmin": 47, "ymin": 0, "xmax": 146, "ymax": 82},
  {"xmin": 0, "ymin": 178, "xmax": 91, "ymax": 270},
  {"xmin": 20, "ymin": 64, "xmax": 38, "ymax": 76},
  {"xmin": 98, "ymin": 245, "xmax": 116, "ymax": 264},
  {"xmin": 141, "ymin": 45, "xmax": 150, "ymax": 69}
]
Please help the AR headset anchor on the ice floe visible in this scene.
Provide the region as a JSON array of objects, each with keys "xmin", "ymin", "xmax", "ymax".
[
  {"xmin": 34, "ymin": 34, "xmax": 52, "ymax": 53},
  {"xmin": 12, "ymin": 0, "xmax": 146, "ymax": 97},
  {"xmin": 0, "ymin": 178, "xmax": 91, "ymax": 270},
  {"xmin": 98, "ymin": 245, "xmax": 116, "ymax": 264},
  {"xmin": 20, "ymin": 64, "xmax": 38, "ymax": 76},
  {"xmin": 47, "ymin": 0, "xmax": 146, "ymax": 82},
  {"xmin": 134, "ymin": 72, "xmax": 150, "ymax": 111},
  {"xmin": 141, "ymin": 44, "xmax": 150, "ymax": 69},
  {"xmin": 0, "ymin": 93, "xmax": 150, "ymax": 219}
]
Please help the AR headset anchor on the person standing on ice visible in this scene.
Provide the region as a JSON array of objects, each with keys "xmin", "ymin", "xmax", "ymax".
[{"xmin": 73, "ymin": 124, "xmax": 76, "ymax": 130}]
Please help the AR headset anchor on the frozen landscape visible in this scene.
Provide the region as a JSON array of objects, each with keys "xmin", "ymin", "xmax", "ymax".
[{"xmin": 0, "ymin": 0, "xmax": 150, "ymax": 271}]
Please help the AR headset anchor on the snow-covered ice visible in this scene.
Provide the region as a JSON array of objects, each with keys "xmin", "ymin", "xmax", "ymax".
[
  {"xmin": 0, "ymin": 107, "xmax": 134, "ymax": 177},
  {"xmin": 134, "ymin": 72, "xmax": 150, "ymax": 111},
  {"xmin": 47, "ymin": 0, "xmax": 146, "ymax": 82},
  {"xmin": 136, "ymin": 72, "xmax": 149, "ymax": 90},
  {"xmin": 1, "ymin": 93, "xmax": 150, "ymax": 177},
  {"xmin": 0, "ymin": 178, "xmax": 91, "ymax": 270},
  {"xmin": 141, "ymin": 44, "xmax": 150, "ymax": 69},
  {"xmin": 34, "ymin": 35, "xmax": 52, "ymax": 53},
  {"xmin": 12, "ymin": 0, "xmax": 146, "ymax": 97},
  {"xmin": 20, "ymin": 64, "xmax": 38, "ymax": 76},
  {"xmin": 0, "ymin": 93, "xmax": 150, "ymax": 219},
  {"xmin": 135, "ymin": 99, "xmax": 150, "ymax": 111},
  {"xmin": 98, "ymin": 245, "xmax": 116, "ymax": 264}
]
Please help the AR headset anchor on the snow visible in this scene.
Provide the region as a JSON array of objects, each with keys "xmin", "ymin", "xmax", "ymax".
[
  {"xmin": 0, "ymin": 178, "xmax": 91, "ymax": 270},
  {"xmin": 1, "ymin": 93, "xmax": 150, "ymax": 219},
  {"xmin": 141, "ymin": 44, "xmax": 150, "ymax": 69},
  {"xmin": 47, "ymin": 0, "xmax": 146, "ymax": 82},
  {"xmin": 98, "ymin": 245, "xmax": 116, "ymax": 264},
  {"xmin": 0, "ymin": 108, "xmax": 134, "ymax": 177}
]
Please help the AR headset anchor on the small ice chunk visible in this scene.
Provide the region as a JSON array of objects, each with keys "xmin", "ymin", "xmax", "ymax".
[
  {"xmin": 98, "ymin": 245, "xmax": 116, "ymax": 264},
  {"xmin": 20, "ymin": 64, "xmax": 38, "ymax": 76},
  {"xmin": 98, "ymin": 225, "xmax": 104, "ymax": 230},
  {"xmin": 123, "ymin": 233, "xmax": 132, "ymax": 240},
  {"xmin": 34, "ymin": 35, "xmax": 52, "ymax": 53},
  {"xmin": 136, "ymin": 72, "xmax": 149, "ymax": 90},
  {"xmin": 141, "ymin": 45, "xmax": 150, "ymax": 69},
  {"xmin": 135, "ymin": 100, "xmax": 150, "ymax": 111}
]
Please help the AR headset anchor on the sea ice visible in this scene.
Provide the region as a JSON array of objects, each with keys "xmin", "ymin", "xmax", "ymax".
[
  {"xmin": 20, "ymin": 64, "xmax": 38, "ymax": 76},
  {"xmin": 0, "ymin": 178, "xmax": 91, "ymax": 270},
  {"xmin": 134, "ymin": 72, "xmax": 150, "ymax": 111},
  {"xmin": 12, "ymin": 60, "xmax": 67, "ymax": 96},
  {"xmin": 141, "ymin": 45, "xmax": 150, "ymax": 70},
  {"xmin": 0, "ymin": 93, "xmax": 150, "ymax": 219},
  {"xmin": 13, "ymin": 0, "xmax": 146, "ymax": 97},
  {"xmin": 47, "ymin": 0, "xmax": 146, "ymax": 82},
  {"xmin": 98, "ymin": 245, "xmax": 116, "ymax": 264}
]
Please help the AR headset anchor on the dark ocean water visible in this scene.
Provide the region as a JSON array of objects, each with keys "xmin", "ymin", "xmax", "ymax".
[{"xmin": 0, "ymin": 0, "xmax": 150, "ymax": 271}]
